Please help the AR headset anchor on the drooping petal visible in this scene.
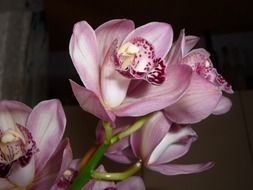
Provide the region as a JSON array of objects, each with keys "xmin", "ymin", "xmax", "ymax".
[
  {"xmin": 148, "ymin": 126, "xmax": 197, "ymax": 165},
  {"xmin": 7, "ymin": 157, "xmax": 35, "ymax": 187},
  {"xmin": 164, "ymin": 73, "xmax": 222, "ymax": 124},
  {"xmin": 130, "ymin": 112, "xmax": 172, "ymax": 160},
  {"xmin": 70, "ymin": 80, "xmax": 114, "ymax": 121},
  {"xmin": 116, "ymin": 176, "xmax": 145, "ymax": 190},
  {"xmin": 0, "ymin": 100, "xmax": 31, "ymax": 131},
  {"xmin": 27, "ymin": 100, "xmax": 66, "ymax": 175},
  {"xmin": 69, "ymin": 21, "xmax": 100, "ymax": 95},
  {"xmin": 31, "ymin": 139, "xmax": 73, "ymax": 190},
  {"xmin": 212, "ymin": 96, "xmax": 232, "ymax": 115},
  {"xmin": 149, "ymin": 162, "xmax": 214, "ymax": 175},
  {"xmin": 124, "ymin": 22, "xmax": 173, "ymax": 58},
  {"xmin": 95, "ymin": 19, "xmax": 134, "ymax": 64},
  {"xmin": 100, "ymin": 42, "xmax": 131, "ymax": 109},
  {"xmin": 115, "ymin": 64, "xmax": 192, "ymax": 117}
]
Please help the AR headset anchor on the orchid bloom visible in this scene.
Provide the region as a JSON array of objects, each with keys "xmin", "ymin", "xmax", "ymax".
[
  {"xmin": 164, "ymin": 31, "xmax": 233, "ymax": 124},
  {"xmin": 69, "ymin": 19, "xmax": 192, "ymax": 122},
  {"xmin": 83, "ymin": 165, "xmax": 145, "ymax": 190},
  {"xmin": 99, "ymin": 112, "xmax": 213, "ymax": 175},
  {"xmin": 0, "ymin": 99, "xmax": 72, "ymax": 190},
  {"xmin": 130, "ymin": 112, "xmax": 214, "ymax": 175}
]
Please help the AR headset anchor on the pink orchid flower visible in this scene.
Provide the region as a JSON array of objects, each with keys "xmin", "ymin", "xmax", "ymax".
[
  {"xmin": 130, "ymin": 112, "xmax": 214, "ymax": 175},
  {"xmin": 0, "ymin": 100, "xmax": 72, "ymax": 189},
  {"xmin": 83, "ymin": 165, "xmax": 145, "ymax": 190},
  {"xmin": 164, "ymin": 31, "xmax": 233, "ymax": 124},
  {"xmin": 98, "ymin": 112, "xmax": 213, "ymax": 175},
  {"xmin": 69, "ymin": 19, "xmax": 192, "ymax": 122}
]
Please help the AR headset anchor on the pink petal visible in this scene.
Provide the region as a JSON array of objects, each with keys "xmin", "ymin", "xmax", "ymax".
[
  {"xmin": 164, "ymin": 73, "xmax": 222, "ymax": 124},
  {"xmin": 100, "ymin": 43, "xmax": 131, "ymax": 109},
  {"xmin": 95, "ymin": 19, "xmax": 134, "ymax": 63},
  {"xmin": 116, "ymin": 176, "xmax": 145, "ymax": 190},
  {"xmin": 130, "ymin": 112, "xmax": 172, "ymax": 160},
  {"xmin": 149, "ymin": 162, "xmax": 214, "ymax": 175},
  {"xmin": 184, "ymin": 35, "xmax": 200, "ymax": 55},
  {"xmin": 115, "ymin": 64, "xmax": 192, "ymax": 117},
  {"xmin": 33, "ymin": 139, "xmax": 73, "ymax": 190},
  {"xmin": 212, "ymin": 96, "xmax": 232, "ymax": 115},
  {"xmin": 0, "ymin": 179, "xmax": 14, "ymax": 189},
  {"xmin": 124, "ymin": 22, "xmax": 173, "ymax": 58},
  {"xmin": 0, "ymin": 100, "xmax": 31, "ymax": 130},
  {"xmin": 70, "ymin": 80, "xmax": 114, "ymax": 121},
  {"xmin": 8, "ymin": 157, "xmax": 35, "ymax": 187},
  {"xmin": 27, "ymin": 100, "xmax": 66, "ymax": 175},
  {"xmin": 166, "ymin": 29, "xmax": 184, "ymax": 65},
  {"xmin": 69, "ymin": 21, "xmax": 100, "ymax": 95},
  {"xmin": 148, "ymin": 126, "xmax": 197, "ymax": 165},
  {"xmin": 105, "ymin": 147, "xmax": 136, "ymax": 164}
]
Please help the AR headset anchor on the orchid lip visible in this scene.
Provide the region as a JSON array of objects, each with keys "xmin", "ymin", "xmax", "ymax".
[
  {"xmin": 0, "ymin": 124, "xmax": 38, "ymax": 177},
  {"xmin": 116, "ymin": 37, "xmax": 167, "ymax": 85}
]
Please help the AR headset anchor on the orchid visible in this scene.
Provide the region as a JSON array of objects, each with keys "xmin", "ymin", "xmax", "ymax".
[
  {"xmin": 0, "ymin": 100, "xmax": 71, "ymax": 189},
  {"xmin": 69, "ymin": 19, "xmax": 192, "ymax": 122},
  {"xmin": 164, "ymin": 31, "xmax": 233, "ymax": 124},
  {"xmin": 130, "ymin": 112, "xmax": 214, "ymax": 175}
]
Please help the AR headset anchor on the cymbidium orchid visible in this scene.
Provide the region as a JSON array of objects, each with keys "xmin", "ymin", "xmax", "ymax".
[
  {"xmin": 130, "ymin": 112, "xmax": 214, "ymax": 175},
  {"xmin": 164, "ymin": 31, "xmax": 233, "ymax": 124},
  {"xmin": 0, "ymin": 99, "xmax": 71, "ymax": 189},
  {"xmin": 69, "ymin": 19, "xmax": 192, "ymax": 122},
  {"xmin": 98, "ymin": 112, "xmax": 214, "ymax": 175}
]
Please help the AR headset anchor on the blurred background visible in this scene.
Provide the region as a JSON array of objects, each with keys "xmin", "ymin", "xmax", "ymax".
[{"xmin": 0, "ymin": 0, "xmax": 253, "ymax": 189}]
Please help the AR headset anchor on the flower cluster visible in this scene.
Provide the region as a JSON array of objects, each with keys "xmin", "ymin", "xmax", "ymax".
[{"xmin": 0, "ymin": 19, "xmax": 232, "ymax": 190}]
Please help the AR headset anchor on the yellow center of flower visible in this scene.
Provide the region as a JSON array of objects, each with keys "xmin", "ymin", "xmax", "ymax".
[
  {"xmin": 118, "ymin": 42, "xmax": 139, "ymax": 69},
  {"xmin": 63, "ymin": 169, "xmax": 72, "ymax": 178},
  {"xmin": 1, "ymin": 130, "xmax": 24, "ymax": 144}
]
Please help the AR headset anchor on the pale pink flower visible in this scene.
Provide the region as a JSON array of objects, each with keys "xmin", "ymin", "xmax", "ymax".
[
  {"xmin": 0, "ymin": 100, "xmax": 72, "ymax": 190},
  {"xmin": 164, "ymin": 31, "xmax": 233, "ymax": 124},
  {"xmin": 69, "ymin": 19, "xmax": 192, "ymax": 122}
]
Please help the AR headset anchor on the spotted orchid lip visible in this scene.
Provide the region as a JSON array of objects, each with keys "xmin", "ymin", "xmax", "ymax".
[
  {"xmin": 116, "ymin": 37, "xmax": 167, "ymax": 85},
  {"xmin": 0, "ymin": 124, "xmax": 38, "ymax": 177}
]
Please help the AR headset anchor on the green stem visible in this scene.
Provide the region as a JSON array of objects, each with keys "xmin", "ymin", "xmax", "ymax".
[
  {"xmin": 69, "ymin": 143, "xmax": 110, "ymax": 190},
  {"xmin": 92, "ymin": 161, "xmax": 142, "ymax": 181},
  {"xmin": 111, "ymin": 114, "xmax": 151, "ymax": 144},
  {"xmin": 103, "ymin": 121, "xmax": 112, "ymax": 143}
]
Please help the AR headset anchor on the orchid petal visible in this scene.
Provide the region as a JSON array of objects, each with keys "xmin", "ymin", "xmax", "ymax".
[
  {"xmin": 130, "ymin": 112, "xmax": 172, "ymax": 160},
  {"xmin": 100, "ymin": 44, "xmax": 131, "ymax": 109},
  {"xmin": 69, "ymin": 21, "xmax": 100, "ymax": 95},
  {"xmin": 212, "ymin": 96, "xmax": 232, "ymax": 115},
  {"xmin": 149, "ymin": 162, "xmax": 214, "ymax": 175},
  {"xmin": 184, "ymin": 35, "xmax": 200, "ymax": 55},
  {"xmin": 115, "ymin": 64, "xmax": 192, "ymax": 117},
  {"xmin": 70, "ymin": 80, "xmax": 114, "ymax": 121},
  {"xmin": 27, "ymin": 100, "xmax": 66, "ymax": 175},
  {"xmin": 31, "ymin": 139, "xmax": 73, "ymax": 190},
  {"xmin": 95, "ymin": 19, "xmax": 134, "ymax": 63},
  {"xmin": 165, "ymin": 29, "xmax": 184, "ymax": 65},
  {"xmin": 8, "ymin": 157, "xmax": 35, "ymax": 187},
  {"xmin": 148, "ymin": 127, "xmax": 197, "ymax": 165},
  {"xmin": 105, "ymin": 147, "xmax": 136, "ymax": 164},
  {"xmin": 116, "ymin": 176, "xmax": 145, "ymax": 190},
  {"xmin": 0, "ymin": 100, "xmax": 31, "ymax": 130},
  {"xmin": 124, "ymin": 22, "xmax": 173, "ymax": 58},
  {"xmin": 164, "ymin": 73, "xmax": 222, "ymax": 124}
]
